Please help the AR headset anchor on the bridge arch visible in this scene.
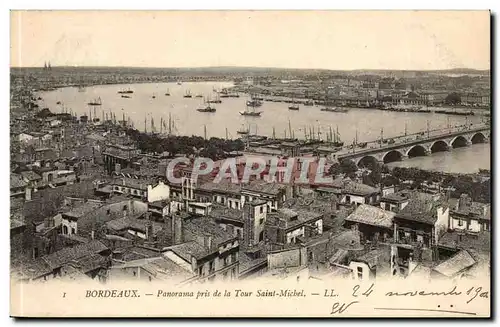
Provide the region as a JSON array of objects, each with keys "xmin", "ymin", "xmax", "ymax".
[
  {"xmin": 382, "ymin": 150, "xmax": 404, "ymax": 164},
  {"xmin": 470, "ymin": 132, "xmax": 487, "ymax": 144},
  {"xmin": 357, "ymin": 155, "xmax": 380, "ymax": 169},
  {"xmin": 406, "ymin": 145, "xmax": 429, "ymax": 158},
  {"xmin": 451, "ymin": 135, "xmax": 469, "ymax": 148},
  {"xmin": 430, "ymin": 140, "xmax": 450, "ymax": 153}
]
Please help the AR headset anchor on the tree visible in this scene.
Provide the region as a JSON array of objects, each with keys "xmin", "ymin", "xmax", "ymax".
[
  {"xmin": 445, "ymin": 92, "xmax": 461, "ymax": 105},
  {"xmin": 339, "ymin": 159, "xmax": 358, "ymax": 178}
]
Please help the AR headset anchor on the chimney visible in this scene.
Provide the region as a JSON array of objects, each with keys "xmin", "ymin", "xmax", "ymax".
[
  {"xmin": 145, "ymin": 220, "xmax": 153, "ymax": 240},
  {"xmin": 203, "ymin": 235, "xmax": 212, "ymax": 250},
  {"xmin": 458, "ymin": 193, "xmax": 472, "ymax": 211},
  {"xmin": 171, "ymin": 214, "xmax": 184, "ymax": 245}
]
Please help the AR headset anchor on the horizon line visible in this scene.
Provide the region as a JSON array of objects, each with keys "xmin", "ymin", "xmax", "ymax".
[{"xmin": 9, "ymin": 65, "xmax": 491, "ymax": 72}]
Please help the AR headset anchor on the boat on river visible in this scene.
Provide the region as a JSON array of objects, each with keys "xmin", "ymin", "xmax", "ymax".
[
  {"xmin": 118, "ymin": 88, "xmax": 133, "ymax": 94},
  {"xmin": 87, "ymin": 97, "xmax": 102, "ymax": 106},
  {"xmin": 240, "ymin": 104, "xmax": 262, "ymax": 117},
  {"xmin": 321, "ymin": 107, "xmax": 348, "ymax": 113}
]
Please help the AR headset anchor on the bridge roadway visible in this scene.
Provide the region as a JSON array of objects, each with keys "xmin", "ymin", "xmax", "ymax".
[{"xmin": 335, "ymin": 123, "xmax": 490, "ymax": 166}]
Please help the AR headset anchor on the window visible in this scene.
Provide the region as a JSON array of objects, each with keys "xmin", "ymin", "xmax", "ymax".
[
  {"xmin": 133, "ymin": 271, "xmax": 136, "ymax": 277},
  {"xmin": 458, "ymin": 219, "xmax": 463, "ymax": 227},
  {"xmin": 259, "ymin": 231, "xmax": 264, "ymax": 242},
  {"xmin": 231, "ymin": 253, "xmax": 237, "ymax": 263},
  {"xmin": 260, "ymin": 206, "xmax": 263, "ymax": 214},
  {"xmin": 209, "ymin": 261, "xmax": 215, "ymax": 273},
  {"xmin": 198, "ymin": 266, "xmax": 203, "ymax": 276},
  {"xmin": 345, "ymin": 195, "xmax": 351, "ymax": 203},
  {"xmin": 357, "ymin": 266, "xmax": 363, "ymax": 279},
  {"xmin": 236, "ymin": 229, "xmax": 242, "ymax": 239},
  {"xmin": 259, "ymin": 217, "xmax": 264, "ymax": 225},
  {"xmin": 123, "ymin": 205, "xmax": 128, "ymax": 211}
]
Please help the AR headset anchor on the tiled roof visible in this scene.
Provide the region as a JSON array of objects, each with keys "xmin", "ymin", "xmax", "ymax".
[
  {"xmin": 199, "ymin": 178, "xmax": 241, "ymax": 195},
  {"xmin": 343, "ymin": 181, "xmax": 379, "ymax": 196},
  {"xmin": 239, "ymin": 252, "xmax": 267, "ymax": 274},
  {"xmin": 113, "ymin": 177, "xmax": 152, "ymax": 191},
  {"xmin": 12, "ymin": 258, "xmax": 52, "ymax": 280},
  {"xmin": 346, "ymin": 204, "xmax": 395, "ymax": 229},
  {"xmin": 184, "ymin": 217, "xmax": 236, "ymax": 246},
  {"xmin": 41, "ymin": 240, "xmax": 109, "ymax": 270},
  {"xmin": 396, "ymin": 192, "xmax": 442, "ymax": 225},
  {"xmin": 432, "ymin": 250, "xmax": 476, "ymax": 278},
  {"xmin": 63, "ymin": 202, "xmax": 104, "ymax": 219},
  {"xmin": 438, "ymin": 231, "xmax": 490, "ymax": 254},
  {"xmin": 166, "ymin": 241, "xmax": 210, "ymax": 261},
  {"xmin": 382, "ymin": 190, "xmax": 411, "ymax": 203},
  {"xmin": 242, "ymin": 180, "xmax": 286, "ymax": 196},
  {"xmin": 355, "ymin": 247, "xmax": 391, "ymax": 270},
  {"xmin": 10, "ymin": 173, "xmax": 28, "ymax": 189},
  {"xmin": 270, "ymin": 208, "xmax": 323, "ymax": 230},
  {"xmin": 116, "ymin": 257, "xmax": 195, "ymax": 280},
  {"xmin": 210, "ymin": 205, "xmax": 243, "ymax": 222},
  {"xmin": 106, "ymin": 217, "xmax": 164, "ymax": 235},
  {"xmin": 20, "ymin": 170, "xmax": 42, "ymax": 181}
]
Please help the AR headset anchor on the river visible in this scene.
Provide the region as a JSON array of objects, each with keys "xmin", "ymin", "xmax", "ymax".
[{"xmin": 38, "ymin": 81, "xmax": 490, "ymax": 174}]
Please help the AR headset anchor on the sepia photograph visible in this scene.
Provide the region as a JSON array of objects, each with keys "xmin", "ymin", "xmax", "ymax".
[{"xmin": 9, "ymin": 9, "xmax": 491, "ymax": 318}]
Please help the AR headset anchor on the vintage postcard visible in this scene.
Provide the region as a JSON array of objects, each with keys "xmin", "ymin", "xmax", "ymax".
[{"xmin": 9, "ymin": 10, "xmax": 491, "ymax": 317}]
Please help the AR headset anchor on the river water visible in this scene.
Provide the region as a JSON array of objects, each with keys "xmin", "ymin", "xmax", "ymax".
[{"xmin": 38, "ymin": 81, "xmax": 490, "ymax": 174}]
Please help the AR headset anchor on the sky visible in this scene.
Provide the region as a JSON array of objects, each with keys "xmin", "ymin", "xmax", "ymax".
[{"xmin": 10, "ymin": 10, "xmax": 491, "ymax": 70}]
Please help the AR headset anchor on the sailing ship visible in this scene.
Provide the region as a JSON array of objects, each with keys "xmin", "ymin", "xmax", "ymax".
[
  {"xmin": 246, "ymin": 94, "xmax": 263, "ymax": 107},
  {"xmin": 87, "ymin": 97, "xmax": 102, "ymax": 106},
  {"xmin": 118, "ymin": 88, "xmax": 134, "ymax": 94},
  {"xmin": 321, "ymin": 106, "xmax": 348, "ymax": 113},
  {"xmin": 288, "ymin": 98, "xmax": 299, "ymax": 110},
  {"xmin": 208, "ymin": 94, "xmax": 222, "ymax": 104},
  {"xmin": 183, "ymin": 90, "xmax": 192, "ymax": 98},
  {"xmin": 121, "ymin": 95, "xmax": 131, "ymax": 99},
  {"xmin": 197, "ymin": 97, "xmax": 216, "ymax": 113},
  {"xmin": 165, "ymin": 89, "xmax": 171, "ymax": 96},
  {"xmin": 195, "ymin": 94, "xmax": 203, "ymax": 98},
  {"xmin": 330, "ymin": 126, "xmax": 344, "ymax": 147},
  {"xmin": 237, "ymin": 124, "xmax": 250, "ymax": 135},
  {"xmin": 177, "ymin": 81, "xmax": 183, "ymax": 85},
  {"xmin": 240, "ymin": 104, "xmax": 262, "ymax": 117}
]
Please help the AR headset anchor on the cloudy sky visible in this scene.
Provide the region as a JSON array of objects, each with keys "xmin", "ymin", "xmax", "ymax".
[{"xmin": 10, "ymin": 10, "xmax": 490, "ymax": 70}]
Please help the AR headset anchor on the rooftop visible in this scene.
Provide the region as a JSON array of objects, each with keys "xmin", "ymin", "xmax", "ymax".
[
  {"xmin": 432, "ymin": 250, "xmax": 476, "ymax": 278},
  {"xmin": 198, "ymin": 178, "xmax": 241, "ymax": 195},
  {"xmin": 242, "ymin": 180, "xmax": 286, "ymax": 196},
  {"xmin": 41, "ymin": 240, "xmax": 109, "ymax": 270},
  {"xmin": 396, "ymin": 192, "xmax": 443, "ymax": 225},
  {"xmin": 62, "ymin": 201, "xmax": 104, "ymax": 220},
  {"xmin": 346, "ymin": 204, "xmax": 396, "ymax": 229},
  {"xmin": 10, "ymin": 173, "xmax": 28, "ymax": 189},
  {"xmin": 438, "ymin": 231, "xmax": 490, "ymax": 254},
  {"xmin": 184, "ymin": 216, "xmax": 237, "ymax": 246},
  {"xmin": 343, "ymin": 181, "xmax": 379, "ymax": 196},
  {"xmin": 115, "ymin": 257, "xmax": 195, "ymax": 281},
  {"xmin": 270, "ymin": 208, "xmax": 323, "ymax": 230},
  {"xmin": 210, "ymin": 205, "xmax": 243, "ymax": 222},
  {"xmin": 20, "ymin": 170, "xmax": 42, "ymax": 181},
  {"xmin": 165, "ymin": 241, "xmax": 210, "ymax": 262}
]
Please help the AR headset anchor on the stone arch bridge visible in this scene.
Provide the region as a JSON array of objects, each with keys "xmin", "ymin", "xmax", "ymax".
[{"xmin": 337, "ymin": 126, "xmax": 490, "ymax": 167}]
